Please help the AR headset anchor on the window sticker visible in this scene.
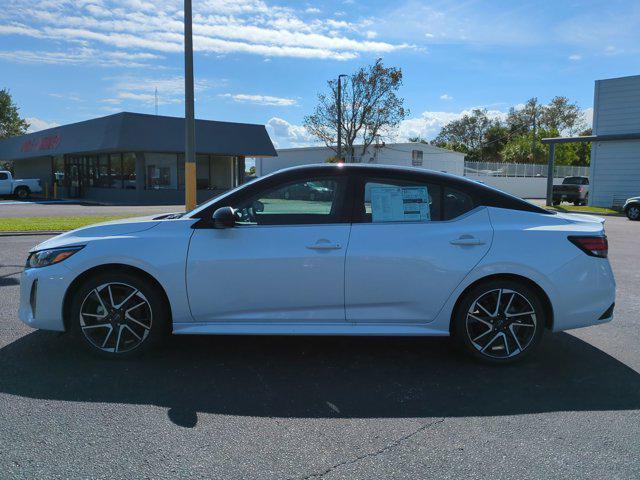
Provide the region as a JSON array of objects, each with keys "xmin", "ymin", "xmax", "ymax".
[{"xmin": 370, "ymin": 186, "xmax": 430, "ymax": 222}]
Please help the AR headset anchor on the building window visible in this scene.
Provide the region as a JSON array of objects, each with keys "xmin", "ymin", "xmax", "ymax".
[
  {"xmin": 111, "ymin": 154, "xmax": 123, "ymax": 189},
  {"xmin": 95, "ymin": 154, "xmax": 111, "ymax": 188},
  {"xmin": 122, "ymin": 153, "xmax": 136, "ymax": 189},
  {"xmin": 145, "ymin": 153, "xmax": 177, "ymax": 189},
  {"xmin": 196, "ymin": 154, "xmax": 212, "ymax": 189},
  {"xmin": 411, "ymin": 150, "xmax": 423, "ymax": 166}
]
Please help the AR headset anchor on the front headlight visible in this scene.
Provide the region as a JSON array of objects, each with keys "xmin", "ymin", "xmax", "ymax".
[{"xmin": 26, "ymin": 246, "xmax": 84, "ymax": 269}]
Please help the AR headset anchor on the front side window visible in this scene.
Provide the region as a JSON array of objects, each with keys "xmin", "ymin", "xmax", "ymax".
[
  {"xmin": 0, "ymin": 172, "xmax": 8, "ymax": 180},
  {"xmin": 443, "ymin": 187, "xmax": 474, "ymax": 220},
  {"xmin": 232, "ymin": 176, "xmax": 345, "ymax": 225},
  {"xmin": 357, "ymin": 178, "xmax": 442, "ymax": 223}
]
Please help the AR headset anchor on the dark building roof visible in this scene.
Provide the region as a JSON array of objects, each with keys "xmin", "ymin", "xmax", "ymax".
[{"xmin": 0, "ymin": 112, "xmax": 277, "ymax": 161}]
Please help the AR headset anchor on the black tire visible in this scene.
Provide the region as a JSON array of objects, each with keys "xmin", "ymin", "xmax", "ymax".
[
  {"xmin": 69, "ymin": 271, "xmax": 170, "ymax": 358},
  {"xmin": 573, "ymin": 200, "xmax": 581, "ymax": 206},
  {"xmin": 627, "ymin": 204, "xmax": 640, "ymax": 221},
  {"xmin": 552, "ymin": 199, "xmax": 560, "ymax": 206},
  {"xmin": 452, "ymin": 279, "xmax": 545, "ymax": 365},
  {"xmin": 15, "ymin": 186, "xmax": 30, "ymax": 199}
]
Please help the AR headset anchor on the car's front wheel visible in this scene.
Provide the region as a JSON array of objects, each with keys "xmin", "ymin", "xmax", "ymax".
[
  {"xmin": 453, "ymin": 279, "xmax": 545, "ymax": 364},
  {"xmin": 69, "ymin": 271, "xmax": 169, "ymax": 358},
  {"xmin": 627, "ymin": 204, "xmax": 640, "ymax": 221}
]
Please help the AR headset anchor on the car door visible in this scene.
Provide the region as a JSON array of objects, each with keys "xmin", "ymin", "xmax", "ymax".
[
  {"xmin": 345, "ymin": 174, "xmax": 492, "ymax": 324},
  {"xmin": 0, "ymin": 172, "xmax": 11, "ymax": 195},
  {"xmin": 186, "ymin": 174, "xmax": 351, "ymax": 324}
]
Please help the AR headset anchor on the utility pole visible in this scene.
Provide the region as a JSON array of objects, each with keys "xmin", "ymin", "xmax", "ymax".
[
  {"xmin": 154, "ymin": 87, "xmax": 158, "ymax": 116},
  {"xmin": 184, "ymin": 0, "xmax": 196, "ymax": 211},
  {"xmin": 336, "ymin": 74, "xmax": 347, "ymax": 162},
  {"xmin": 531, "ymin": 107, "xmax": 537, "ymax": 161}
]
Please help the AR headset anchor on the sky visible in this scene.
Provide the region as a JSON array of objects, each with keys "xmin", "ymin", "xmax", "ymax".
[{"xmin": 0, "ymin": 0, "xmax": 639, "ymax": 148}]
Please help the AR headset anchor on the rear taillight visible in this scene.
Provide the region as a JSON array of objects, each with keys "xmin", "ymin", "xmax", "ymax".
[
  {"xmin": 568, "ymin": 235, "xmax": 608, "ymax": 258},
  {"xmin": 578, "ymin": 186, "xmax": 583, "ymax": 192}
]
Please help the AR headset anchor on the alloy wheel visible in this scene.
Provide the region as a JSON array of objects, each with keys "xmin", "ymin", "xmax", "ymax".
[
  {"xmin": 465, "ymin": 288, "xmax": 537, "ymax": 359},
  {"xmin": 79, "ymin": 282, "xmax": 153, "ymax": 353},
  {"xmin": 628, "ymin": 206, "xmax": 640, "ymax": 220}
]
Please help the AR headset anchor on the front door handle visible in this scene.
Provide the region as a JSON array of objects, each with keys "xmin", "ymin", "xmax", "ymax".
[
  {"xmin": 450, "ymin": 235, "xmax": 485, "ymax": 246},
  {"xmin": 307, "ymin": 240, "xmax": 342, "ymax": 250}
]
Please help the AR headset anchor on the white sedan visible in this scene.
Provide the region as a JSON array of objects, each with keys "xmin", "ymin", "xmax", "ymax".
[{"xmin": 19, "ymin": 164, "xmax": 616, "ymax": 364}]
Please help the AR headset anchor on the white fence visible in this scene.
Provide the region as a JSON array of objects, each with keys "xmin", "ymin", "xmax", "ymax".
[{"xmin": 464, "ymin": 161, "xmax": 589, "ymax": 178}]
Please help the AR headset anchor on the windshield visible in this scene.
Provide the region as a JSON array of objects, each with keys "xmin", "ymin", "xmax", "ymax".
[
  {"xmin": 185, "ymin": 174, "xmax": 268, "ymax": 218},
  {"xmin": 562, "ymin": 177, "xmax": 587, "ymax": 185}
]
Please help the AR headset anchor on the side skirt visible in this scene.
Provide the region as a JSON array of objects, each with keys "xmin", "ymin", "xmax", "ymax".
[{"xmin": 172, "ymin": 322, "xmax": 450, "ymax": 336}]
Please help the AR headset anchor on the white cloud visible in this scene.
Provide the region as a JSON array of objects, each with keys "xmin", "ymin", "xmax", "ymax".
[
  {"xmin": 0, "ymin": 47, "xmax": 162, "ymax": 67},
  {"xmin": 266, "ymin": 117, "xmax": 316, "ymax": 148},
  {"xmin": 568, "ymin": 54, "xmax": 582, "ymax": 61},
  {"xmin": 440, "ymin": 93, "xmax": 453, "ymax": 101},
  {"xmin": 26, "ymin": 117, "xmax": 59, "ymax": 132},
  {"xmin": 103, "ymin": 75, "xmax": 222, "ymax": 106},
  {"xmin": 221, "ymin": 93, "xmax": 297, "ymax": 106},
  {"xmin": 0, "ymin": 0, "xmax": 410, "ymax": 63},
  {"xmin": 394, "ymin": 108, "xmax": 508, "ymax": 141}
]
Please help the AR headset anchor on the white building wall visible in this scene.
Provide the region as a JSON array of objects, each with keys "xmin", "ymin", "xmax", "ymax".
[
  {"xmin": 590, "ymin": 75, "xmax": 640, "ymax": 207},
  {"xmin": 256, "ymin": 143, "xmax": 465, "ymax": 177}
]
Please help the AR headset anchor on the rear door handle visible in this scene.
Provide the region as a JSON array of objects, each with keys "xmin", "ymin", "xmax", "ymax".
[
  {"xmin": 450, "ymin": 235, "xmax": 485, "ymax": 246},
  {"xmin": 307, "ymin": 240, "xmax": 342, "ymax": 250}
]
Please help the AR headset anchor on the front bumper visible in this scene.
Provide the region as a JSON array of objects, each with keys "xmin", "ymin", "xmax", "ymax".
[{"xmin": 18, "ymin": 263, "xmax": 74, "ymax": 331}]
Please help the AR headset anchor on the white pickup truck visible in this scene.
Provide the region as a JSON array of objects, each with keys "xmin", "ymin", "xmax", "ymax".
[{"xmin": 0, "ymin": 171, "xmax": 43, "ymax": 199}]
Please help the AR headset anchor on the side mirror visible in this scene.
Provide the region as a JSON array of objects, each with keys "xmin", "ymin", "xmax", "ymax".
[{"xmin": 212, "ymin": 206, "xmax": 236, "ymax": 229}]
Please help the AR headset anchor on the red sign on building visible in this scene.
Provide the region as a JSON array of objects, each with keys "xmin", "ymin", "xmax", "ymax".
[{"xmin": 21, "ymin": 134, "xmax": 61, "ymax": 153}]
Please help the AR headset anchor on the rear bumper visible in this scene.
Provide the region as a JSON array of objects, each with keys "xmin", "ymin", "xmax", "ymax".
[
  {"xmin": 18, "ymin": 263, "xmax": 73, "ymax": 332},
  {"xmin": 548, "ymin": 255, "xmax": 616, "ymax": 331},
  {"xmin": 553, "ymin": 192, "xmax": 586, "ymax": 201}
]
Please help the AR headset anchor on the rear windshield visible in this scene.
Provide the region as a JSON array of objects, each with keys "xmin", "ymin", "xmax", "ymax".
[{"xmin": 562, "ymin": 177, "xmax": 588, "ymax": 185}]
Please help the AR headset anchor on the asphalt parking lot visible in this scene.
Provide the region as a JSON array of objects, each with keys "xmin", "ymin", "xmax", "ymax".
[{"xmin": 0, "ymin": 216, "xmax": 639, "ymax": 479}]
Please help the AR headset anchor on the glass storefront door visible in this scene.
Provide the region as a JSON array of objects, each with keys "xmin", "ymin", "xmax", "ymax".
[{"xmin": 65, "ymin": 156, "xmax": 85, "ymax": 198}]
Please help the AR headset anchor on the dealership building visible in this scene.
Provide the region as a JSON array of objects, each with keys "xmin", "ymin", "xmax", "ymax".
[{"xmin": 0, "ymin": 112, "xmax": 276, "ymax": 204}]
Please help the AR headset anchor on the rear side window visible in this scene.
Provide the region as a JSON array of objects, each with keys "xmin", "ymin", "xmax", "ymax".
[
  {"xmin": 356, "ymin": 178, "xmax": 442, "ymax": 223},
  {"xmin": 443, "ymin": 187, "xmax": 475, "ymax": 220},
  {"xmin": 0, "ymin": 172, "xmax": 8, "ymax": 180}
]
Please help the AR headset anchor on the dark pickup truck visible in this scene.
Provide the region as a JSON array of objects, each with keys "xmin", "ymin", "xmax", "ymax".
[{"xmin": 552, "ymin": 176, "xmax": 589, "ymax": 206}]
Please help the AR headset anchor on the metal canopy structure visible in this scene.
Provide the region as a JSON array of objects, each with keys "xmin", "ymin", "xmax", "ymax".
[{"xmin": 541, "ymin": 132, "xmax": 640, "ymax": 206}]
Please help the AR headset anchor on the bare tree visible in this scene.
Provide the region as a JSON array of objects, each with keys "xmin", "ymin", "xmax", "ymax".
[{"xmin": 304, "ymin": 59, "xmax": 408, "ymax": 162}]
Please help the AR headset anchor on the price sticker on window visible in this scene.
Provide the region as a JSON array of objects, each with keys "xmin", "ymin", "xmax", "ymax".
[{"xmin": 371, "ymin": 186, "xmax": 430, "ymax": 222}]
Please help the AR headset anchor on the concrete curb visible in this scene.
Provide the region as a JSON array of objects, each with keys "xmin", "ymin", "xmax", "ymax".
[{"xmin": 0, "ymin": 231, "xmax": 64, "ymax": 237}]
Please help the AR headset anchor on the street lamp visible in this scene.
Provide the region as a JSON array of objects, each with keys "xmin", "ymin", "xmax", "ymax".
[
  {"xmin": 184, "ymin": 0, "xmax": 196, "ymax": 211},
  {"xmin": 336, "ymin": 74, "xmax": 348, "ymax": 162}
]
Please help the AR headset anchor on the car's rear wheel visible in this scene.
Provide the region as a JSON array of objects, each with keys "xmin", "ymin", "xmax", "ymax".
[
  {"xmin": 69, "ymin": 271, "xmax": 169, "ymax": 358},
  {"xmin": 453, "ymin": 279, "xmax": 545, "ymax": 364},
  {"xmin": 627, "ymin": 205, "xmax": 640, "ymax": 221}
]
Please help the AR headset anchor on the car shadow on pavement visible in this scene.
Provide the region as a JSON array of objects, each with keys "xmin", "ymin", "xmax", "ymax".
[{"xmin": 1, "ymin": 331, "xmax": 639, "ymax": 427}]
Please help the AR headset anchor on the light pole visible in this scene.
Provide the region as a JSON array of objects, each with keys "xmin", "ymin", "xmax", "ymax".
[
  {"xmin": 184, "ymin": 0, "xmax": 196, "ymax": 211},
  {"xmin": 336, "ymin": 74, "xmax": 348, "ymax": 162}
]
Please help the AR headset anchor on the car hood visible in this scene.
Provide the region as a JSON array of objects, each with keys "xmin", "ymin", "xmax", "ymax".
[{"xmin": 31, "ymin": 215, "xmax": 162, "ymax": 252}]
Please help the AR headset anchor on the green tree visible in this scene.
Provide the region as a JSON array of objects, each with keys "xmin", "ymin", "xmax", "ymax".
[
  {"xmin": 0, "ymin": 89, "xmax": 29, "ymax": 140},
  {"xmin": 431, "ymin": 108, "xmax": 498, "ymax": 161},
  {"xmin": 304, "ymin": 59, "xmax": 408, "ymax": 162}
]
